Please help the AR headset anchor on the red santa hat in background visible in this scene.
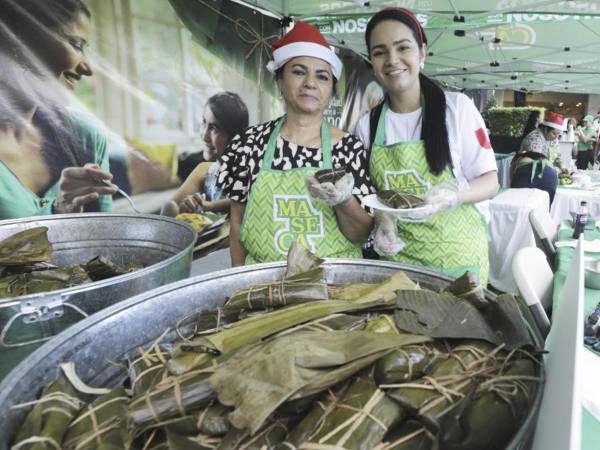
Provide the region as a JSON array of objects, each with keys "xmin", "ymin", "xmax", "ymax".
[
  {"xmin": 541, "ymin": 111, "xmax": 566, "ymax": 131},
  {"xmin": 266, "ymin": 21, "xmax": 343, "ymax": 80}
]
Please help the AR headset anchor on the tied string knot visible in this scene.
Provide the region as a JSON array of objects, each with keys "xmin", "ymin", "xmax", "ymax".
[{"xmin": 234, "ymin": 18, "xmax": 274, "ymax": 61}]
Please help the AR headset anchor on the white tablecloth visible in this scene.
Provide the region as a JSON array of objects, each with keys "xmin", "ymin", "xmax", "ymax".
[
  {"xmin": 488, "ymin": 188, "xmax": 550, "ymax": 292},
  {"xmin": 551, "ymin": 187, "xmax": 600, "ymax": 225}
]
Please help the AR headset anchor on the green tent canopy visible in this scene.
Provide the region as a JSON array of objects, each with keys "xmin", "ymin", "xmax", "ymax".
[{"xmin": 236, "ymin": 0, "xmax": 600, "ymax": 94}]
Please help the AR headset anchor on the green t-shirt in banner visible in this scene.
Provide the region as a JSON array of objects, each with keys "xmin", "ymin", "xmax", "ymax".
[{"xmin": 0, "ymin": 110, "xmax": 112, "ymax": 220}]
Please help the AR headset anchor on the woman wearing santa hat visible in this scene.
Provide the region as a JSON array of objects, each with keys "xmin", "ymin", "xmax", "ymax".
[
  {"xmin": 510, "ymin": 111, "xmax": 564, "ymax": 203},
  {"xmin": 217, "ymin": 21, "xmax": 374, "ymax": 266},
  {"xmin": 354, "ymin": 8, "xmax": 498, "ymax": 285}
]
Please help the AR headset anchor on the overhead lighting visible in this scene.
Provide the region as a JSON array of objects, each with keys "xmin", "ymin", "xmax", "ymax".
[
  {"xmin": 559, "ymin": 102, "xmax": 564, "ymax": 107},
  {"xmin": 576, "ymin": 102, "xmax": 582, "ymax": 107}
]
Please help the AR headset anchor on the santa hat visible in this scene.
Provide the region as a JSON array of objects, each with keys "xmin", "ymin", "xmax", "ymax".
[
  {"xmin": 266, "ymin": 21, "xmax": 342, "ymax": 80},
  {"xmin": 541, "ymin": 111, "xmax": 566, "ymax": 131}
]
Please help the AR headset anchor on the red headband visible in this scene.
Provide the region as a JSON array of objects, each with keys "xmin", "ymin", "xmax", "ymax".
[{"xmin": 382, "ymin": 7, "xmax": 426, "ymax": 45}]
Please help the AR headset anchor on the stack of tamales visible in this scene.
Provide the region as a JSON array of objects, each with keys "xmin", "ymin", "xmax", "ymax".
[
  {"xmin": 10, "ymin": 245, "xmax": 543, "ymax": 450},
  {"xmin": 0, "ymin": 227, "xmax": 142, "ymax": 299}
]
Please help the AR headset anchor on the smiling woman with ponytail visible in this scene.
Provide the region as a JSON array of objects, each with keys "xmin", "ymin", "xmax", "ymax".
[{"xmin": 355, "ymin": 7, "xmax": 499, "ymax": 285}]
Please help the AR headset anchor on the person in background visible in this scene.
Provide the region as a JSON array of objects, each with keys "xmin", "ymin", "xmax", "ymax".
[
  {"xmin": 575, "ymin": 115, "xmax": 598, "ymax": 170},
  {"xmin": 520, "ymin": 110, "xmax": 542, "ymax": 143},
  {"xmin": 355, "ymin": 8, "xmax": 498, "ymax": 285},
  {"xmin": 0, "ymin": 0, "xmax": 117, "ymax": 220},
  {"xmin": 161, "ymin": 92, "xmax": 249, "ymax": 216},
  {"xmin": 510, "ymin": 112, "xmax": 564, "ymax": 204},
  {"xmin": 564, "ymin": 117, "xmax": 577, "ymax": 142},
  {"xmin": 218, "ymin": 21, "xmax": 374, "ymax": 266}
]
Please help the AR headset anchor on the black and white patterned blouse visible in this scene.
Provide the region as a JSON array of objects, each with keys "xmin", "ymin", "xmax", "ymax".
[{"xmin": 217, "ymin": 118, "xmax": 375, "ymax": 204}]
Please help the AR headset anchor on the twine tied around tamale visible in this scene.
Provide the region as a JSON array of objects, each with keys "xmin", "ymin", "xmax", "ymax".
[
  {"xmin": 317, "ymin": 390, "xmax": 389, "ymax": 447},
  {"xmin": 11, "ymin": 391, "xmax": 83, "ymax": 418},
  {"xmin": 68, "ymin": 396, "xmax": 128, "ymax": 427},
  {"xmin": 134, "ymin": 328, "xmax": 171, "ymax": 368},
  {"xmin": 189, "ymin": 434, "xmax": 222, "ymax": 447},
  {"xmin": 11, "ymin": 436, "xmax": 61, "ymax": 450},
  {"xmin": 455, "ymin": 283, "xmax": 483, "ymax": 299}
]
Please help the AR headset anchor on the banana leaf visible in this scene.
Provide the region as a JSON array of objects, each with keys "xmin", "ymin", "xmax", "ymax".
[
  {"xmin": 315, "ymin": 167, "xmax": 347, "ymax": 184},
  {"xmin": 0, "ymin": 227, "xmax": 52, "ymax": 266},
  {"xmin": 378, "ymin": 420, "xmax": 434, "ymax": 450},
  {"xmin": 393, "ymin": 290, "xmax": 534, "ymax": 349},
  {"xmin": 209, "ymin": 330, "xmax": 429, "ymax": 433},
  {"xmin": 129, "ymin": 347, "xmax": 170, "ymax": 398},
  {"xmin": 85, "ymin": 256, "xmax": 141, "ymax": 281},
  {"xmin": 377, "ymin": 190, "xmax": 425, "ymax": 209},
  {"xmin": 128, "ymin": 371, "xmax": 216, "ymax": 428},
  {"xmin": 364, "ymin": 315, "xmax": 402, "ymax": 334},
  {"xmin": 62, "ymin": 388, "xmax": 131, "ymax": 450},
  {"xmin": 12, "ymin": 375, "xmax": 83, "ymax": 450},
  {"xmin": 285, "ymin": 241, "xmax": 324, "ymax": 278},
  {"xmin": 329, "ymin": 271, "xmax": 419, "ymax": 303},
  {"xmin": 236, "ymin": 420, "xmax": 289, "ymax": 449},
  {"xmin": 441, "ymin": 271, "xmax": 487, "ymax": 308},
  {"xmin": 223, "ymin": 268, "xmax": 328, "ymax": 314},
  {"xmin": 275, "ymin": 383, "xmax": 351, "ymax": 449},
  {"xmin": 301, "ymin": 377, "xmax": 405, "ymax": 450},
  {"xmin": 427, "ymin": 340, "xmax": 496, "ymax": 376},
  {"xmin": 215, "ymin": 427, "xmax": 250, "ymax": 450},
  {"xmin": 374, "ymin": 343, "xmax": 442, "ymax": 384},
  {"xmin": 0, "ymin": 265, "xmax": 91, "ymax": 299},
  {"xmin": 157, "ymin": 402, "xmax": 232, "ymax": 437},
  {"xmin": 439, "ymin": 357, "xmax": 540, "ymax": 450},
  {"xmin": 165, "ymin": 429, "xmax": 222, "ymax": 450},
  {"xmin": 274, "ymin": 314, "xmax": 367, "ymax": 337}
]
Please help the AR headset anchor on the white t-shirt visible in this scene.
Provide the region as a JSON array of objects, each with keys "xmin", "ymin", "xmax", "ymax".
[{"xmin": 354, "ymin": 92, "xmax": 497, "ymax": 220}]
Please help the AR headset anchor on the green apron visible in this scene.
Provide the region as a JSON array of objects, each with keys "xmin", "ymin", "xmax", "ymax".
[
  {"xmin": 240, "ymin": 118, "xmax": 362, "ymax": 264},
  {"xmin": 369, "ymin": 102, "xmax": 489, "ymax": 285}
]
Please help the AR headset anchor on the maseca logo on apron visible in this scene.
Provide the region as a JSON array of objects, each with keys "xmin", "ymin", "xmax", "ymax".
[
  {"xmin": 384, "ymin": 169, "xmax": 430, "ymax": 196},
  {"xmin": 273, "ymin": 195, "xmax": 324, "ymax": 255}
]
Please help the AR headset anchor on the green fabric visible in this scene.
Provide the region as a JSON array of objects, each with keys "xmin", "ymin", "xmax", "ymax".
[
  {"xmin": 0, "ymin": 111, "xmax": 111, "ymax": 220},
  {"xmin": 369, "ymin": 102, "xmax": 489, "ymax": 285},
  {"xmin": 577, "ymin": 126, "xmax": 597, "ymax": 152},
  {"xmin": 552, "ymin": 226, "xmax": 600, "ymax": 356},
  {"xmin": 582, "ymin": 407, "xmax": 600, "ymax": 450},
  {"xmin": 240, "ymin": 118, "xmax": 362, "ymax": 264}
]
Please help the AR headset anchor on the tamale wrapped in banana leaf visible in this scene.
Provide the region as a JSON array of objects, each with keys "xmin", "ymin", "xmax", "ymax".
[
  {"xmin": 315, "ymin": 167, "xmax": 347, "ymax": 184},
  {"xmin": 374, "ymin": 343, "xmax": 443, "ymax": 384},
  {"xmin": 236, "ymin": 420, "xmax": 289, "ymax": 449},
  {"xmin": 275, "ymin": 313, "xmax": 367, "ymax": 337},
  {"xmin": 285, "ymin": 241, "xmax": 324, "ymax": 278},
  {"xmin": 165, "ymin": 429, "xmax": 221, "ymax": 450},
  {"xmin": 377, "ymin": 190, "xmax": 425, "ymax": 209},
  {"xmin": 158, "ymin": 402, "xmax": 232, "ymax": 437},
  {"xmin": 84, "ymin": 256, "xmax": 141, "ymax": 281},
  {"xmin": 0, "ymin": 227, "xmax": 52, "ymax": 266},
  {"xmin": 379, "ymin": 420, "xmax": 434, "ymax": 450},
  {"xmin": 62, "ymin": 388, "xmax": 130, "ymax": 450},
  {"xmin": 215, "ymin": 426, "xmax": 250, "ymax": 450},
  {"xmin": 12, "ymin": 375, "xmax": 83, "ymax": 450},
  {"xmin": 128, "ymin": 341, "xmax": 171, "ymax": 397},
  {"xmin": 301, "ymin": 377, "xmax": 404, "ymax": 450},
  {"xmin": 223, "ymin": 268, "xmax": 328, "ymax": 313},
  {"xmin": 0, "ymin": 266, "xmax": 91, "ymax": 299},
  {"xmin": 442, "ymin": 271, "xmax": 487, "ymax": 307}
]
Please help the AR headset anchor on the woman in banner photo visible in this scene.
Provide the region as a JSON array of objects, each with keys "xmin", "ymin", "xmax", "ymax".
[
  {"xmin": 355, "ymin": 8, "xmax": 498, "ymax": 285},
  {"xmin": 218, "ymin": 21, "xmax": 375, "ymax": 266},
  {"xmin": 0, "ymin": 0, "xmax": 117, "ymax": 220},
  {"xmin": 575, "ymin": 114, "xmax": 598, "ymax": 170},
  {"xmin": 510, "ymin": 111, "xmax": 564, "ymax": 204},
  {"xmin": 161, "ymin": 92, "xmax": 249, "ymax": 216}
]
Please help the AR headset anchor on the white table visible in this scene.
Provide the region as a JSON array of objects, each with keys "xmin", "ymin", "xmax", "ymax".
[
  {"xmin": 487, "ymin": 188, "xmax": 550, "ymax": 292},
  {"xmin": 551, "ymin": 186, "xmax": 600, "ymax": 225}
]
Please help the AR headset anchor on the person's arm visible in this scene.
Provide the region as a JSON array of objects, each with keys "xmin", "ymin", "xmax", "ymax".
[
  {"xmin": 53, "ymin": 163, "xmax": 118, "ymax": 213},
  {"xmin": 333, "ymin": 198, "xmax": 373, "ymax": 243},
  {"xmin": 204, "ymin": 198, "xmax": 230, "ymax": 214},
  {"xmin": 229, "ymin": 200, "xmax": 247, "ymax": 266},
  {"xmin": 169, "ymin": 162, "xmax": 211, "ymax": 205},
  {"xmin": 459, "ymin": 171, "xmax": 499, "ymax": 204}
]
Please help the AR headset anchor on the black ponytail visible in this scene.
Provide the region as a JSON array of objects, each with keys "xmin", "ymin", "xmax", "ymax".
[{"xmin": 419, "ymin": 73, "xmax": 451, "ymax": 175}]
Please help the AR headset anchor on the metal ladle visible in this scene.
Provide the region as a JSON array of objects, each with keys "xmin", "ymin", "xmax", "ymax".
[{"xmin": 102, "ymin": 179, "xmax": 141, "ymax": 213}]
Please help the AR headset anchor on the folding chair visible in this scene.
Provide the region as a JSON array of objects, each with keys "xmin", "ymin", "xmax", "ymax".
[
  {"xmin": 512, "ymin": 246, "xmax": 553, "ymax": 338},
  {"xmin": 529, "ymin": 208, "xmax": 558, "ymax": 269}
]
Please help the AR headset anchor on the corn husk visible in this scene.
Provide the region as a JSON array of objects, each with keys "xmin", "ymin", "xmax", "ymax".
[
  {"xmin": 0, "ymin": 266, "xmax": 91, "ymax": 299},
  {"xmin": 223, "ymin": 268, "xmax": 328, "ymax": 314},
  {"xmin": 377, "ymin": 190, "xmax": 425, "ymax": 209},
  {"xmin": 12, "ymin": 375, "xmax": 83, "ymax": 450},
  {"xmin": 62, "ymin": 388, "xmax": 130, "ymax": 450},
  {"xmin": 210, "ymin": 331, "xmax": 429, "ymax": 433},
  {"xmin": 301, "ymin": 377, "xmax": 405, "ymax": 450},
  {"xmin": 0, "ymin": 227, "xmax": 52, "ymax": 266}
]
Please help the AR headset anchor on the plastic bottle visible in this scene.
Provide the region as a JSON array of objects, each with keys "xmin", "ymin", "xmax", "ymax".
[{"xmin": 573, "ymin": 201, "xmax": 589, "ymax": 239}]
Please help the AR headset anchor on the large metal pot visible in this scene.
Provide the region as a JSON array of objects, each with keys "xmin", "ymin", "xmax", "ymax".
[
  {"xmin": 0, "ymin": 213, "xmax": 196, "ymax": 378},
  {"xmin": 0, "ymin": 260, "xmax": 543, "ymax": 449}
]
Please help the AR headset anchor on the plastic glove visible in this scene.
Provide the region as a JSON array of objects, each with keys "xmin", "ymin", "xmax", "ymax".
[
  {"xmin": 372, "ymin": 211, "xmax": 405, "ymax": 256},
  {"xmin": 304, "ymin": 172, "xmax": 354, "ymax": 206},
  {"xmin": 424, "ymin": 181, "xmax": 466, "ymax": 216}
]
